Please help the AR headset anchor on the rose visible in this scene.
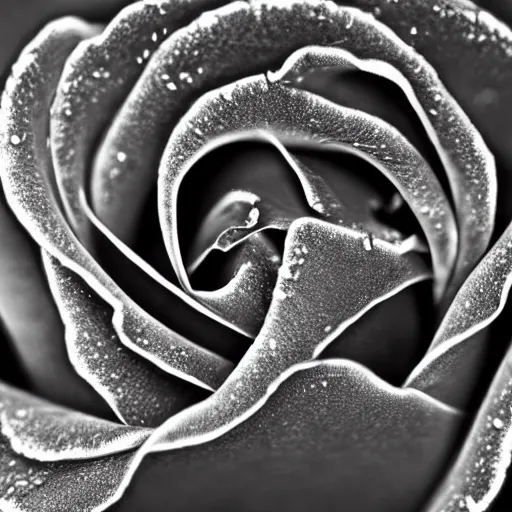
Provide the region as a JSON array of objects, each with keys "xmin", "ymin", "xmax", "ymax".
[
  {"xmin": 0, "ymin": 0, "xmax": 512, "ymax": 511},
  {"xmin": 1, "ymin": 0, "xmax": 511, "ymax": 510}
]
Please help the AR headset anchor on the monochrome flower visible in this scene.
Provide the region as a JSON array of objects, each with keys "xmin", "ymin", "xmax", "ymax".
[{"xmin": 0, "ymin": 1, "xmax": 511, "ymax": 511}]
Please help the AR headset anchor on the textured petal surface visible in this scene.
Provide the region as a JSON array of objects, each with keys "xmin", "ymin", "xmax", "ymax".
[
  {"xmin": 51, "ymin": 0, "xmax": 228, "ymax": 245},
  {"xmin": 0, "ymin": 437, "xmax": 137, "ymax": 512},
  {"xmin": 347, "ymin": 0, "xmax": 512, "ymax": 226},
  {"xmin": 184, "ymin": 131, "xmax": 406, "ymax": 273},
  {"xmin": 193, "ymin": 234, "xmax": 280, "ymax": 336},
  {"xmin": 43, "ymin": 252, "xmax": 208, "ymax": 428},
  {"xmin": 424, "ymin": 353, "xmax": 512, "ymax": 512},
  {"xmin": 0, "ymin": 382, "xmax": 148, "ymax": 462},
  {"xmin": 272, "ymin": 42, "xmax": 494, "ymax": 295},
  {"xmin": 115, "ymin": 360, "xmax": 461, "ymax": 512},
  {"xmin": 81, "ymin": 189, "xmax": 278, "ymax": 338},
  {"xmin": 0, "ymin": 191, "xmax": 109, "ymax": 414},
  {"xmin": 0, "ymin": 18, "xmax": 232, "ymax": 392},
  {"xmin": 145, "ymin": 217, "xmax": 430, "ymax": 450},
  {"xmin": 88, "ymin": 0, "xmax": 493, "ymax": 296},
  {"xmin": 405, "ymin": 218, "xmax": 512, "ymax": 408},
  {"xmin": 159, "ymin": 75, "xmax": 455, "ymax": 298}
]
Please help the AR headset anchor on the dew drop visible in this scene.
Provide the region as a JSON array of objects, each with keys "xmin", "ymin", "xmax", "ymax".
[
  {"xmin": 246, "ymin": 207, "xmax": 260, "ymax": 226},
  {"xmin": 10, "ymin": 134, "xmax": 21, "ymax": 145},
  {"xmin": 493, "ymin": 418, "xmax": 504, "ymax": 429},
  {"xmin": 109, "ymin": 168, "xmax": 121, "ymax": 179},
  {"xmin": 363, "ymin": 234, "xmax": 373, "ymax": 251}
]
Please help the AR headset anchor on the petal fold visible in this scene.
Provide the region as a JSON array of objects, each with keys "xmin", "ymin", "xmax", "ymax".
[
  {"xmin": 0, "ymin": 382, "xmax": 148, "ymax": 462},
  {"xmin": 142, "ymin": 217, "xmax": 430, "ymax": 450},
  {"xmin": 0, "ymin": 18, "xmax": 232, "ymax": 394}
]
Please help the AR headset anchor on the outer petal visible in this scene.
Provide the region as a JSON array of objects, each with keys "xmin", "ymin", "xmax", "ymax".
[
  {"xmin": 0, "ymin": 18, "xmax": 233, "ymax": 393},
  {"xmin": 0, "ymin": 382, "xmax": 148, "ymax": 462},
  {"xmin": 405, "ymin": 218, "xmax": 512, "ymax": 408},
  {"xmin": 42, "ymin": 252, "xmax": 208, "ymax": 428},
  {"xmin": 0, "ymin": 191, "xmax": 110, "ymax": 414},
  {"xmin": 423, "ymin": 353, "xmax": 512, "ymax": 512},
  {"xmin": 116, "ymin": 360, "xmax": 461, "ymax": 512},
  {"xmin": 51, "ymin": 0, "xmax": 228, "ymax": 245},
  {"xmin": 347, "ymin": 0, "xmax": 512, "ymax": 225},
  {"xmin": 0, "ymin": 438, "xmax": 138, "ymax": 512}
]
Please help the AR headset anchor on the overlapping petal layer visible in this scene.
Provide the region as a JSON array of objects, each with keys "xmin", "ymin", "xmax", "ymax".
[{"xmin": 0, "ymin": 0, "xmax": 511, "ymax": 511}]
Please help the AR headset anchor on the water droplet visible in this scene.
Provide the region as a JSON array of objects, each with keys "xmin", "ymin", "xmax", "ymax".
[
  {"xmin": 410, "ymin": 26, "xmax": 418, "ymax": 35},
  {"xmin": 493, "ymin": 418, "xmax": 504, "ymax": 429},
  {"xmin": 179, "ymin": 72, "xmax": 193, "ymax": 84},
  {"xmin": 269, "ymin": 338, "xmax": 277, "ymax": 350},
  {"xmin": 116, "ymin": 151, "xmax": 127, "ymax": 163},
  {"xmin": 10, "ymin": 134, "xmax": 21, "ymax": 145},
  {"xmin": 246, "ymin": 207, "xmax": 259, "ymax": 226},
  {"xmin": 363, "ymin": 234, "xmax": 373, "ymax": 251},
  {"xmin": 166, "ymin": 82, "xmax": 177, "ymax": 91},
  {"xmin": 109, "ymin": 167, "xmax": 120, "ymax": 179}
]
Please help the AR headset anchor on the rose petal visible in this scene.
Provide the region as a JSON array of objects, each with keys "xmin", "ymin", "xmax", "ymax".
[
  {"xmin": 0, "ymin": 190, "xmax": 110, "ymax": 415},
  {"xmin": 0, "ymin": 381, "xmax": 149, "ymax": 462},
  {"xmin": 83, "ymin": 191, "xmax": 279, "ymax": 337},
  {"xmin": 0, "ymin": 436, "xmax": 138, "ymax": 512},
  {"xmin": 194, "ymin": 233, "xmax": 280, "ymax": 336},
  {"xmin": 187, "ymin": 189, "xmax": 287, "ymax": 273},
  {"xmin": 81, "ymin": 189, "xmax": 272, "ymax": 341},
  {"xmin": 272, "ymin": 42, "xmax": 495, "ymax": 295},
  {"xmin": 116, "ymin": 360, "xmax": 461, "ymax": 512},
  {"xmin": 423, "ymin": 353, "xmax": 512, "ymax": 512},
  {"xmin": 138, "ymin": 217, "xmax": 431, "ymax": 450},
  {"xmin": 348, "ymin": 0, "xmax": 512, "ymax": 228},
  {"xmin": 42, "ymin": 252, "xmax": 209, "ymax": 428},
  {"xmin": 159, "ymin": 75, "xmax": 455, "ymax": 298},
  {"xmin": 0, "ymin": 18, "xmax": 232, "ymax": 393},
  {"xmin": 405, "ymin": 218, "xmax": 512, "ymax": 408},
  {"xmin": 89, "ymin": 0, "xmax": 491, "ymax": 295},
  {"xmin": 50, "ymin": 0, "xmax": 228, "ymax": 246},
  {"xmin": 186, "ymin": 131, "xmax": 399, "ymax": 273}
]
